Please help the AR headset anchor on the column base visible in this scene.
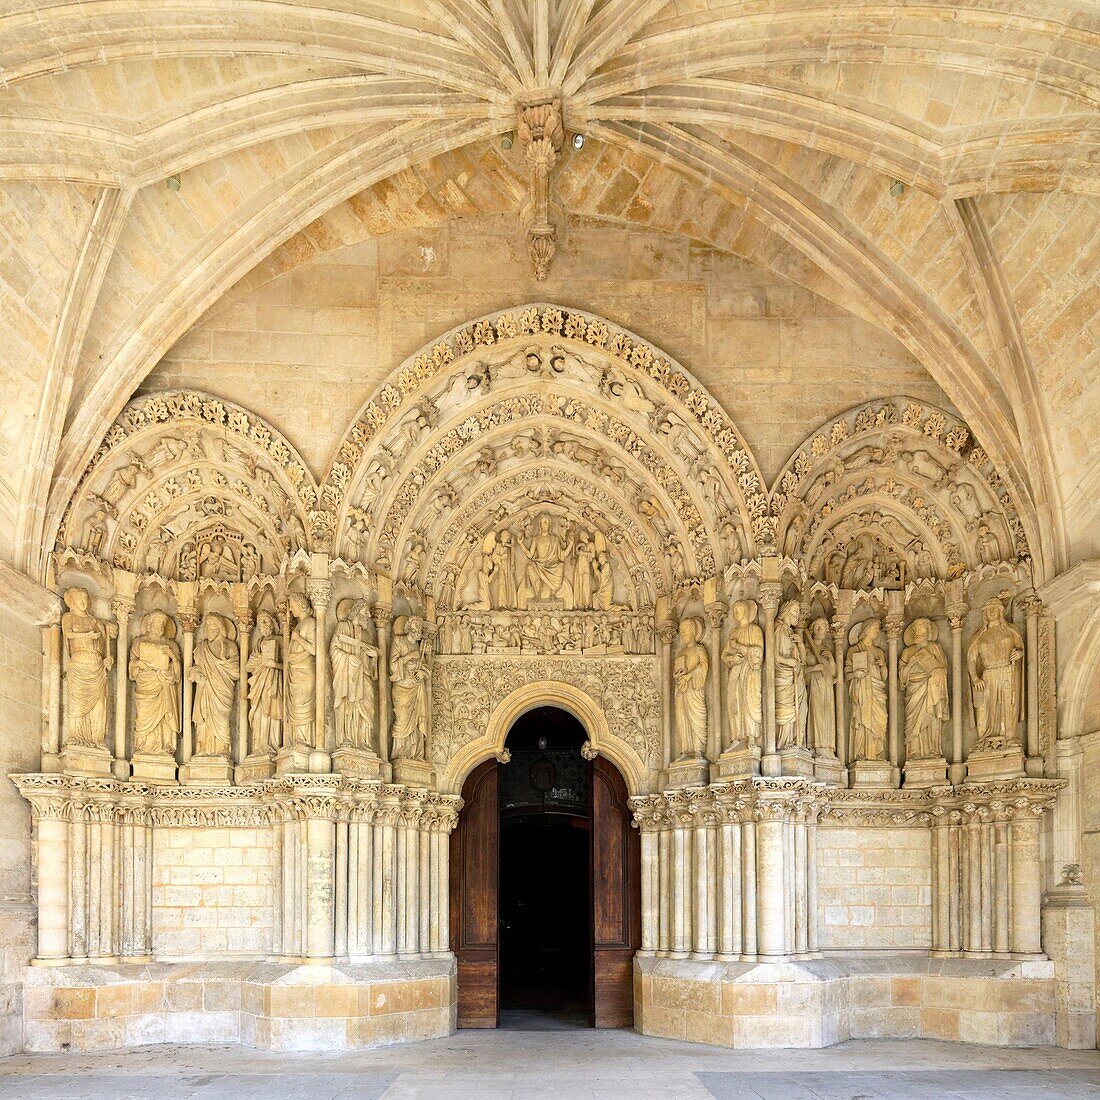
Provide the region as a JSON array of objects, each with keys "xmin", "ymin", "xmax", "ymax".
[
  {"xmin": 966, "ymin": 745, "xmax": 1026, "ymax": 782},
  {"xmin": 308, "ymin": 749, "xmax": 332, "ymax": 774},
  {"xmin": 760, "ymin": 752, "xmax": 782, "ymax": 776},
  {"xmin": 948, "ymin": 761, "xmax": 968, "ymax": 784},
  {"xmin": 179, "ymin": 755, "xmax": 234, "ymax": 785},
  {"xmin": 710, "ymin": 744, "xmax": 760, "ymax": 781},
  {"xmin": 778, "ymin": 745, "xmax": 815, "ymax": 778},
  {"xmin": 813, "ymin": 754, "xmax": 845, "ymax": 786},
  {"xmin": 130, "ymin": 752, "xmax": 177, "ymax": 785},
  {"xmin": 332, "ymin": 746, "xmax": 388, "ymax": 781},
  {"xmin": 665, "ymin": 756, "xmax": 710, "ymax": 789},
  {"xmin": 59, "ymin": 743, "xmax": 113, "ymax": 778},
  {"xmin": 850, "ymin": 760, "xmax": 896, "ymax": 789},
  {"xmin": 903, "ymin": 756, "xmax": 949, "ymax": 788}
]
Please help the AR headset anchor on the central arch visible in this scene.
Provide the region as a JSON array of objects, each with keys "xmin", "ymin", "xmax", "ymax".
[{"xmin": 449, "ymin": 701, "xmax": 641, "ymax": 1030}]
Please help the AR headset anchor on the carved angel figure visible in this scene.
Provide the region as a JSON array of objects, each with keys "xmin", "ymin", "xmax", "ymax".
[
  {"xmin": 285, "ymin": 592, "xmax": 316, "ymax": 748},
  {"xmin": 722, "ymin": 599, "xmax": 762, "ymax": 751},
  {"xmin": 900, "ymin": 618, "xmax": 949, "ymax": 760},
  {"xmin": 846, "ymin": 618, "xmax": 888, "ymax": 761},
  {"xmin": 129, "ymin": 611, "xmax": 181, "ymax": 756},
  {"xmin": 61, "ymin": 586, "xmax": 113, "ymax": 749},
  {"xmin": 967, "ymin": 597, "xmax": 1023, "ymax": 750},
  {"xmin": 673, "ymin": 618, "xmax": 709, "ymax": 759},
  {"xmin": 805, "ymin": 617, "xmax": 837, "ymax": 757},
  {"xmin": 190, "ymin": 613, "xmax": 239, "ymax": 758},
  {"xmin": 774, "ymin": 599, "xmax": 808, "ymax": 750},
  {"xmin": 330, "ymin": 599, "xmax": 378, "ymax": 752},
  {"xmin": 390, "ymin": 615, "xmax": 430, "ymax": 760},
  {"xmin": 247, "ymin": 610, "xmax": 282, "ymax": 754}
]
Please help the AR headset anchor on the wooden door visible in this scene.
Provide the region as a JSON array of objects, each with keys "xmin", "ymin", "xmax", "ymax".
[
  {"xmin": 450, "ymin": 759, "xmax": 499, "ymax": 1028},
  {"xmin": 591, "ymin": 756, "xmax": 641, "ymax": 1027}
]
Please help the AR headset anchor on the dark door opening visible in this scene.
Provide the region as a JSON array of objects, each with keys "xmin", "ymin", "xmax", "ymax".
[
  {"xmin": 451, "ymin": 704, "xmax": 640, "ymax": 1031},
  {"xmin": 499, "ymin": 707, "xmax": 590, "ymax": 1029}
]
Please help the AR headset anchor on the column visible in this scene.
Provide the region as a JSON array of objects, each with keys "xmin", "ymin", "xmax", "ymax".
[
  {"xmin": 947, "ymin": 605, "xmax": 967, "ymax": 785},
  {"xmin": 993, "ymin": 816, "xmax": 1010, "ymax": 955},
  {"xmin": 374, "ymin": 607, "xmax": 393, "ymax": 762},
  {"xmin": 42, "ymin": 618, "xmax": 62, "ymax": 764},
  {"xmin": 308, "ymin": 580, "xmax": 333, "ymax": 768},
  {"xmin": 657, "ymin": 827, "xmax": 671, "ymax": 956},
  {"xmin": 379, "ymin": 809, "xmax": 398, "ymax": 958},
  {"xmin": 741, "ymin": 817, "xmax": 757, "ymax": 958},
  {"xmin": 178, "ymin": 610, "xmax": 199, "ymax": 766},
  {"xmin": 885, "ymin": 614, "xmax": 903, "ymax": 788},
  {"xmin": 831, "ymin": 616, "xmax": 849, "ymax": 775},
  {"xmin": 305, "ymin": 802, "xmax": 336, "ymax": 961},
  {"xmin": 428, "ymin": 824, "xmax": 445, "ymax": 957},
  {"xmin": 692, "ymin": 812, "xmax": 717, "ymax": 959},
  {"xmin": 69, "ymin": 813, "xmax": 88, "ymax": 960},
  {"xmin": 760, "ymin": 585, "xmax": 781, "ymax": 776},
  {"xmin": 658, "ymin": 621, "xmax": 676, "ymax": 766},
  {"xmin": 33, "ymin": 809, "xmax": 70, "ymax": 962},
  {"xmin": 234, "ymin": 597, "xmax": 253, "ymax": 766},
  {"xmin": 756, "ymin": 806, "xmax": 787, "ymax": 957},
  {"xmin": 1022, "ymin": 593, "xmax": 1042, "ymax": 774},
  {"xmin": 271, "ymin": 807, "xmax": 283, "ymax": 957},
  {"xmin": 716, "ymin": 813, "xmax": 740, "ymax": 961},
  {"xmin": 794, "ymin": 818, "xmax": 808, "ymax": 955},
  {"xmin": 1010, "ymin": 814, "xmax": 1043, "ymax": 955},
  {"xmin": 930, "ymin": 818, "xmax": 951, "ymax": 954},
  {"xmin": 705, "ymin": 602, "xmax": 726, "ymax": 761},
  {"xmin": 419, "ymin": 827, "xmax": 431, "ymax": 957},
  {"xmin": 111, "ymin": 596, "xmax": 135, "ymax": 777},
  {"xmin": 334, "ymin": 813, "xmax": 349, "ymax": 959},
  {"xmin": 670, "ymin": 812, "xmax": 691, "ymax": 959},
  {"xmin": 966, "ymin": 817, "xmax": 981, "ymax": 954},
  {"xmin": 638, "ymin": 826, "xmax": 658, "ymax": 956},
  {"xmin": 948, "ymin": 818, "xmax": 962, "ymax": 953},
  {"xmin": 806, "ymin": 815, "xmax": 819, "ymax": 953}
]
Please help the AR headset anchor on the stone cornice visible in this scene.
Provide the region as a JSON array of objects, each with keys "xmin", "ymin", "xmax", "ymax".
[{"xmin": 0, "ymin": 560, "xmax": 61, "ymax": 625}]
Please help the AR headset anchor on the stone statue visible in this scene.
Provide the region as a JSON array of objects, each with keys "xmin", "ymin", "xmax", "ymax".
[
  {"xmin": 129, "ymin": 611, "xmax": 181, "ymax": 756},
  {"xmin": 285, "ymin": 592, "xmax": 316, "ymax": 748},
  {"xmin": 199, "ymin": 535, "xmax": 237, "ymax": 579},
  {"xmin": 61, "ymin": 587, "xmax": 112, "ymax": 749},
  {"xmin": 594, "ymin": 551, "xmax": 614, "ymax": 611},
  {"xmin": 673, "ymin": 617, "xmax": 709, "ymax": 759},
  {"xmin": 721, "ymin": 599, "xmax": 762, "ymax": 751},
  {"xmin": 805, "ymin": 617, "xmax": 837, "ymax": 757},
  {"xmin": 846, "ymin": 618, "xmax": 887, "ymax": 761},
  {"xmin": 967, "ymin": 597, "xmax": 1024, "ymax": 749},
  {"xmin": 840, "ymin": 532, "xmax": 880, "ymax": 589},
  {"xmin": 573, "ymin": 530, "xmax": 595, "ymax": 609},
  {"xmin": 774, "ymin": 599, "xmax": 808, "ymax": 750},
  {"xmin": 247, "ymin": 610, "xmax": 282, "ymax": 754},
  {"xmin": 390, "ymin": 615, "xmax": 430, "ymax": 760},
  {"xmin": 519, "ymin": 513, "xmax": 573, "ymax": 607},
  {"xmin": 330, "ymin": 598, "xmax": 378, "ymax": 752},
  {"xmin": 489, "ymin": 529, "xmax": 517, "ymax": 608},
  {"xmin": 190, "ymin": 613, "xmax": 239, "ymax": 758},
  {"xmin": 900, "ymin": 618, "xmax": 948, "ymax": 760}
]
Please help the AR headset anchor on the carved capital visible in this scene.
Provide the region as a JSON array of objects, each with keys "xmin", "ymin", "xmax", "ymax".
[
  {"xmin": 657, "ymin": 621, "xmax": 677, "ymax": 646},
  {"xmin": 758, "ymin": 584, "xmax": 782, "ymax": 614},
  {"xmin": 307, "ymin": 579, "xmax": 333, "ymax": 612},
  {"xmin": 885, "ymin": 616, "xmax": 904, "ymax": 642},
  {"xmin": 704, "ymin": 601, "xmax": 727, "ymax": 631},
  {"xmin": 178, "ymin": 611, "xmax": 200, "ymax": 633}
]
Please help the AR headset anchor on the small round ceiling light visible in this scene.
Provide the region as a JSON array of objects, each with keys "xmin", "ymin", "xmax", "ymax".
[
  {"xmin": 501, "ymin": 131, "xmax": 514, "ymax": 150},
  {"xmin": 166, "ymin": 174, "xmax": 181, "ymax": 192},
  {"xmin": 889, "ymin": 179, "xmax": 906, "ymax": 198},
  {"xmin": 571, "ymin": 132, "xmax": 585, "ymax": 150}
]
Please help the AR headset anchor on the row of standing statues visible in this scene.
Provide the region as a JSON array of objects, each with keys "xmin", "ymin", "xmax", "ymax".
[
  {"xmin": 59, "ymin": 587, "xmax": 432, "ymax": 767},
  {"xmin": 672, "ymin": 596, "xmax": 1024, "ymax": 766}
]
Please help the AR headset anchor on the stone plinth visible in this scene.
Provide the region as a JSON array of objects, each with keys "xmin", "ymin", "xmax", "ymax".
[
  {"xmin": 130, "ymin": 752, "xmax": 177, "ymax": 786},
  {"xmin": 779, "ymin": 746, "xmax": 815, "ymax": 778},
  {"xmin": 333, "ymin": 746, "xmax": 388, "ymax": 781},
  {"xmin": 665, "ymin": 756, "xmax": 710, "ymax": 789},
  {"xmin": 966, "ymin": 746, "xmax": 1026, "ymax": 782},
  {"xmin": 813, "ymin": 754, "xmax": 844, "ymax": 786},
  {"xmin": 236, "ymin": 753, "xmax": 274, "ymax": 784},
  {"xmin": 850, "ymin": 760, "xmax": 895, "ymax": 789},
  {"xmin": 22, "ymin": 958, "xmax": 456, "ymax": 1053},
  {"xmin": 711, "ymin": 744, "xmax": 760, "ymax": 781},
  {"xmin": 180, "ymin": 755, "xmax": 233, "ymax": 785},
  {"xmin": 59, "ymin": 744, "xmax": 113, "ymax": 778},
  {"xmin": 635, "ymin": 955, "xmax": 1056, "ymax": 1049},
  {"xmin": 391, "ymin": 758, "xmax": 434, "ymax": 788},
  {"xmin": 1042, "ymin": 888, "xmax": 1097, "ymax": 1049},
  {"xmin": 275, "ymin": 745, "xmax": 311, "ymax": 775},
  {"xmin": 903, "ymin": 756, "xmax": 949, "ymax": 789}
]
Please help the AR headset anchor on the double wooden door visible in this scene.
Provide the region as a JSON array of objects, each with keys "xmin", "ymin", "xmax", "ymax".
[{"xmin": 449, "ymin": 755, "xmax": 640, "ymax": 1028}]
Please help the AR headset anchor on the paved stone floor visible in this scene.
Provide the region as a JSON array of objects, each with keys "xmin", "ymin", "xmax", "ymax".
[{"xmin": 1, "ymin": 1031, "xmax": 1098, "ymax": 1099}]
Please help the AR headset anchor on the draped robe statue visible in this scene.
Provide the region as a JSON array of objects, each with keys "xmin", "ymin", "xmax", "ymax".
[
  {"xmin": 190, "ymin": 613, "xmax": 239, "ymax": 758},
  {"xmin": 61, "ymin": 586, "xmax": 112, "ymax": 749},
  {"xmin": 330, "ymin": 599, "xmax": 378, "ymax": 752},
  {"xmin": 390, "ymin": 615, "xmax": 430, "ymax": 760},
  {"xmin": 673, "ymin": 618, "xmax": 709, "ymax": 759},
  {"xmin": 846, "ymin": 618, "xmax": 888, "ymax": 761},
  {"xmin": 967, "ymin": 597, "xmax": 1024, "ymax": 750},
  {"xmin": 573, "ymin": 533, "xmax": 595, "ymax": 609},
  {"xmin": 285, "ymin": 593, "xmax": 316, "ymax": 748},
  {"xmin": 900, "ymin": 618, "xmax": 949, "ymax": 760},
  {"xmin": 774, "ymin": 599, "xmax": 808, "ymax": 750},
  {"xmin": 519, "ymin": 513, "xmax": 573, "ymax": 606},
  {"xmin": 247, "ymin": 610, "xmax": 282, "ymax": 755},
  {"xmin": 722, "ymin": 599, "xmax": 762, "ymax": 751},
  {"xmin": 129, "ymin": 611, "xmax": 181, "ymax": 756},
  {"xmin": 805, "ymin": 617, "xmax": 837, "ymax": 757},
  {"xmin": 593, "ymin": 552, "xmax": 614, "ymax": 611}
]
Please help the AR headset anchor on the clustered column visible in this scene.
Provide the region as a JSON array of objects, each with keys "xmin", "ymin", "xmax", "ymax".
[{"xmin": 631, "ymin": 780, "xmax": 820, "ymax": 963}]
